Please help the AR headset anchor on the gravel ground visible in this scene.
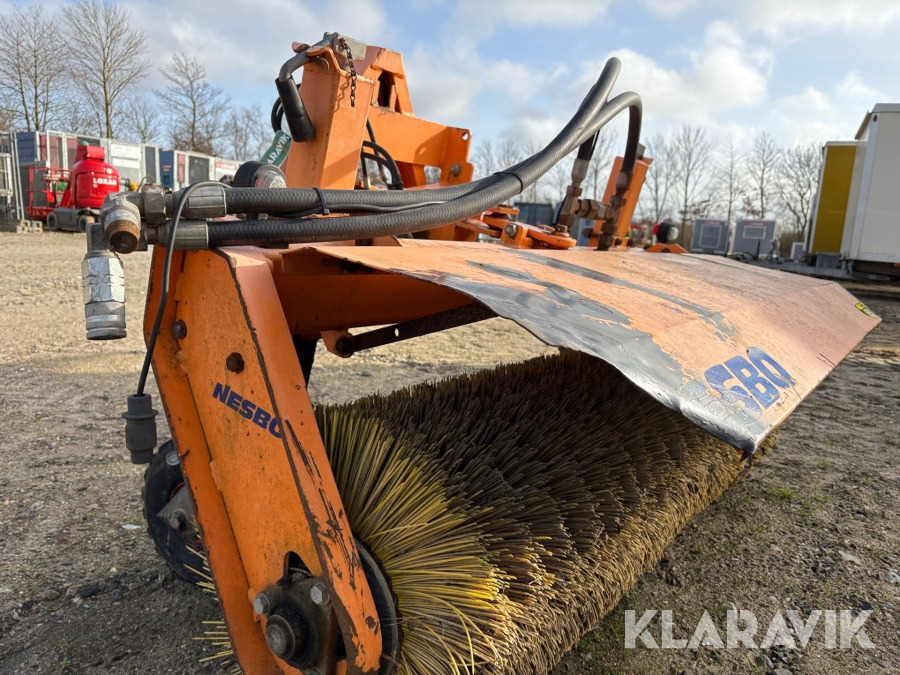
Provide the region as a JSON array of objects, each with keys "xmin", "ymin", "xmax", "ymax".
[{"xmin": 0, "ymin": 232, "xmax": 897, "ymax": 674}]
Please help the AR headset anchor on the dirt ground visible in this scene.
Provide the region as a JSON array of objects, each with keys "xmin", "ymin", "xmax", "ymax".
[{"xmin": 0, "ymin": 232, "xmax": 897, "ymax": 674}]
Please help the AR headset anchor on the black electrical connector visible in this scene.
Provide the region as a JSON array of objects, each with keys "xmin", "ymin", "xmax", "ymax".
[{"xmin": 123, "ymin": 393, "xmax": 158, "ymax": 464}]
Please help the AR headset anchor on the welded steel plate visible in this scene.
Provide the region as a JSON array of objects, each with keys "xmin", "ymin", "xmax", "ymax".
[{"xmin": 311, "ymin": 241, "xmax": 880, "ymax": 452}]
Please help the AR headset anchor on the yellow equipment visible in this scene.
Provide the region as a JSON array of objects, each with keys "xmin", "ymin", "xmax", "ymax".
[{"xmin": 81, "ymin": 32, "xmax": 879, "ymax": 675}]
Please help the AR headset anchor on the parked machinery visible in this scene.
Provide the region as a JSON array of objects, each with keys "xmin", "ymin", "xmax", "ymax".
[
  {"xmin": 81, "ymin": 32, "xmax": 879, "ymax": 675},
  {"xmin": 44, "ymin": 144, "xmax": 120, "ymax": 231}
]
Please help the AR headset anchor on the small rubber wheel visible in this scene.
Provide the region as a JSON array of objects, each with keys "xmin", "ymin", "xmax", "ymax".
[
  {"xmin": 46, "ymin": 212, "xmax": 58, "ymax": 231},
  {"xmin": 143, "ymin": 440, "xmax": 206, "ymax": 584}
]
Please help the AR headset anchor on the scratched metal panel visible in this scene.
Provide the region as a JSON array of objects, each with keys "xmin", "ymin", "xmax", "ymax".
[{"xmin": 309, "ymin": 241, "xmax": 880, "ymax": 452}]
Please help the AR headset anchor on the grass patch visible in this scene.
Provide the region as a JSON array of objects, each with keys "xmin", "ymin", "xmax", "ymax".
[{"xmin": 763, "ymin": 485, "xmax": 796, "ymax": 501}]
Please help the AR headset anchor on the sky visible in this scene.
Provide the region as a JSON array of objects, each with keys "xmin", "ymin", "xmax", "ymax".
[{"xmin": 5, "ymin": 0, "xmax": 899, "ymax": 153}]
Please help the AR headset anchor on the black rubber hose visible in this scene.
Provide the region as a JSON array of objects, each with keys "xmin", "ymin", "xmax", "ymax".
[
  {"xmin": 362, "ymin": 141, "xmax": 403, "ymax": 189},
  {"xmin": 216, "ymin": 58, "xmax": 624, "ymax": 216},
  {"xmin": 207, "ymin": 93, "xmax": 642, "ymax": 246},
  {"xmin": 271, "ymin": 97, "xmax": 284, "ymax": 133}
]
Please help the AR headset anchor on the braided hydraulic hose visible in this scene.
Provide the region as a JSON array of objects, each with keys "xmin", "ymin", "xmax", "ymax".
[{"xmin": 207, "ymin": 92, "xmax": 641, "ymax": 245}]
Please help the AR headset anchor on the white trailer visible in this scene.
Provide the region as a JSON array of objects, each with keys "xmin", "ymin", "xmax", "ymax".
[{"xmin": 841, "ymin": 103, "xmax": 900, "ymax": 277}]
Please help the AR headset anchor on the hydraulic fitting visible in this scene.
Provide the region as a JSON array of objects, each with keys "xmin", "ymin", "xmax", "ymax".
[
  {"xmin": 101, "ymin": 194, "xmax": 142, "ymax": 254},
  {"xmin": 182, "ymin": 184, "xmax": 227, "ymax": 219},
  {"xmin": 233, "ymin": 161, "xmax": 287, "ymax": 189},
  {"xmin": 82, "ymin": 221, "xmax": 127, "ymax": 340}
]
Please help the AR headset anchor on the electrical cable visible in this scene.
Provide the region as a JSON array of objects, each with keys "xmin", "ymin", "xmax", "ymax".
[
  {"xmin": 362, "ymin": 140, "xmax": 404, "ymax": 189},
  {"xmin": 365, "ymin": 120, "xmax": 391, "ymax": 186},
  {"xmin": 136, "ymin": 180, "xmax": 226, "ymax": 396}
]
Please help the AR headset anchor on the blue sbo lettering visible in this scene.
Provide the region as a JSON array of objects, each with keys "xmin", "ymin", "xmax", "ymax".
[{"xmin": 704, "ymin": 348, "xmax": 794, "ymax": 412}]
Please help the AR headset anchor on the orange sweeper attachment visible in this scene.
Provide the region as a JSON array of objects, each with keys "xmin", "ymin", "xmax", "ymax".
[{"xmin": 81, "ymin": 33, "xmax": 879, "ymax": 675}]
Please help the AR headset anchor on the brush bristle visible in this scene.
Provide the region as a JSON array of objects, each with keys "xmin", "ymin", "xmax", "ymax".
[{"xmin": 315, "ymin": 350, "xmax": 773, "ymax": 674}]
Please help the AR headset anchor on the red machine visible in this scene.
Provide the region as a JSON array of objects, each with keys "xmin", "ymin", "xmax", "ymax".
[{"xmin": 34, "ymin": 145, "xmax": 120, "ymax": 231}]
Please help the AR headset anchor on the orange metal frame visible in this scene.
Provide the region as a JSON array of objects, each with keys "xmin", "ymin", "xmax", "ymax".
[{"xmin": 145, "ymin": 40, "xmax": 653, "ymax": 675}]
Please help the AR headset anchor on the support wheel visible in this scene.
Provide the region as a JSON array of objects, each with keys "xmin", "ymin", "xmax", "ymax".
[
  {"xmin": 77, "ymin": 214, "xmax": 94, "ymax": 233},
  {"xmin": 143, "ymin": 440, "xmax": 206, "ymax": 584},
  {"xmin": 46, "ymin": 212, "xmax": 58, "ymax": 231}
]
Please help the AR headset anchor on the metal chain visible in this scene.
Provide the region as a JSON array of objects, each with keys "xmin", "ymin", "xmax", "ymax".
[{"xmin": 337, "ymin": 37, "xmax": 357, "ymax": 107}]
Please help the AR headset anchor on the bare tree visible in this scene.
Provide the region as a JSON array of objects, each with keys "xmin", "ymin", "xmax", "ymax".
[
  {"xmin": 639, "ymin": 132, "xmax": 677, "ymax": 223},
  {"xmin": 549, "ymin": 160, "xmax": 571, "ymax": 204},
  {"xmin": 584, "ymin": 127, "xmax": 619, "ymax": 199},
  {"xmin": 121, "ymin": 94, "xmax": 163, "ymax": 144},
  {"xmin": 0, "ymin": 6, "xmax": 67, "ymax": 130},
  {"xmin": 715, "ymin": 140, "xmax": 745, "ymax": 224},
  {"xmin": 776, "ymin": 143, "xmax": 822, "ymax": 245},
  {"xmin": 671, "ymin": 124, "xmax": 715, "ymax": 232},
  {"xmin": 56, "ymin": 90, "xmax": 103, "ymax": 136},
  {"xmin": 497, "ymin": 138, "xmax": 524, "ymax": 170},
  {"xmin": 471, "ymin": 139, "xmax": 497, "ymax": 179},
  {"xmin": 62, "ymin": 0, "xmax": 151, "ymax": 139},
  {"xmin": 520, "ymin": 140, "xmax": 547, "ymax": 203},
  {"xmin": 744, "ymin": 132, "xmax": 781, "ymax": 218},
  {"xmin": 160, "ymin": 53, "xmax": 230, "ymax": 155},
  {"xmin": 0, "ymin": 105, "xmax": 13, "ymax": 132},
  {"xmin": 223, "ymin": 105, "xmax": 271, "ymax": 161}
]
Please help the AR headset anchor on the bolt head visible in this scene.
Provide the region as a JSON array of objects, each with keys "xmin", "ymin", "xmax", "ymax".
[
  {"xmin": 253, "ymin": 592, "xmax": 271, "ymax": 615},
  {"xmin": 309, "ymin": 582, "xmax": 330, "ymax": 606},
  {"xmin": 225, "ymin": 352, "xmax": 245, "ymax": 373},
  {"xmin": 504, "ymin": 223, "xmax": 518, "ymax": 238},
  {"xmin": 265, "ymin": 621, "xmax": 292, "ymax": 657},
  {"xmin": 171, "ymin": 320, "xmax": 187, "ymax": 340}
]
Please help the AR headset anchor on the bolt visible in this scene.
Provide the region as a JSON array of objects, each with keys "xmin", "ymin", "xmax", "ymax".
[
  {"xmin": 309, "ymin": 582, "xmax": 330, "ymax": 606},
  {"xmin": 165, "ymin": 450, "xmax": 179, "ymax": 466},
  {"xmin": 334, "ymin": 335, "xmax": 355, "ymax": 358},
  {"xmin": 504, "ymin": 223, "xmax": 518, "ymax": 238},
  {"xmin": 266, "ymin": 621, "xmax": 292, "ymax": 657},
  {"xmin": 226, "ymin": 352, "xmax": 244, "ymax": 373},
  {"xmin": 253, "ymin": 592, "xmax": 271, "ymax": 616},
  {"xmin": 171, "ymin": 320, "xmax": 187, "ymax": 340}
]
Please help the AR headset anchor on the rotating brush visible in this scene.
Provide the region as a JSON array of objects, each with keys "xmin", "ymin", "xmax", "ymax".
[
  {"xmin": 195, "ymin": 350, "xmax": 773, "ymax": 674},
  {"xmin": 313, "ymin": 350, "xmax": 774, "ymax": 674}
]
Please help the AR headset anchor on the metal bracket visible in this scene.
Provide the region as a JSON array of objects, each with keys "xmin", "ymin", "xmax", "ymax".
[{"xmin": 325, "ymin": 303, "xmax": 496, "ymax": 358}]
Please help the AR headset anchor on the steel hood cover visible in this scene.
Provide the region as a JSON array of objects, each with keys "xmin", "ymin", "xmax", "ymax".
[{"xmin": 311, "ymin": 240, "xmax": 880, "ymax": 452}]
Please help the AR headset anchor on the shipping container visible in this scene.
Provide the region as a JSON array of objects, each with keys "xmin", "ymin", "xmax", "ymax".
[
  {"xmin": 733, "ymin": 220, "xmax": 776, "ymax": 259},
  {"xmin": 808, "ymin": 141, "xmax": 861, "ymax": 256},
  {"xmin": 690, "ymin": 218, "xmax": 730, "ymax": 255},
  {"xmin": 840, "ymin": 104, "xmax": 900, "ymax": 274}
]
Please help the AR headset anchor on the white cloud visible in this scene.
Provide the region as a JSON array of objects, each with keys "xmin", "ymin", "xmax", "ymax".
[
  {"xmin": 742, "ymin": 0, "xmax": 900, "ymax": 39},
  {"xmin": 124, "ymin": 0, "xmax": 388, "ymax": 90},
  {"xmin": 458, "ymin": 0, "xmax": 610, "ymax": 26},
  {"xmin": 769, "ymin": 87, "xmax": 850, "ymax": 145},
  {"xmin": 595, "ymin": 22, "xmax": 771, "ymax": 125},
  {"xmin": 403, "ymin": 43, "xmax": 570, "ymax": 130},
  {"xmin": 448, "ymin": 0, "xmax": 611, "ymax": 38},
  {"xmin": 640, "ymin": 0, "xmax": 702, "ymax": 19},
  {"xmin": 835, "ymin": 72, "xmax": 887, "ymax": 102},
  {"xmin": 778, "ymin": 86, "xmax": 832, "ymax": 114},
  {"xmin": 403, "ymin": 45, "xmax": 483, "ymax": 122}
]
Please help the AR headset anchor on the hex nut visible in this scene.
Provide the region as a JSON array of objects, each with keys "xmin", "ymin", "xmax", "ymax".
[
  {"xmin": 309, "ymin": 582, "xmax": 330, "ymax": 606},
  {"xmin": 253, "ymin": 592, "xmax": 271, "ymax": 615}
]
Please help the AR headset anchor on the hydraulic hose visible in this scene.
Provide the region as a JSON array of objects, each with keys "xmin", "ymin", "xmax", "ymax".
[
  {"xmin": 212, "ymin": 57, "xmax": 625, "ymax": 216},
  {"xmin": 207, "ymin": 92, "xmax": 642, "ymax": 246}
]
